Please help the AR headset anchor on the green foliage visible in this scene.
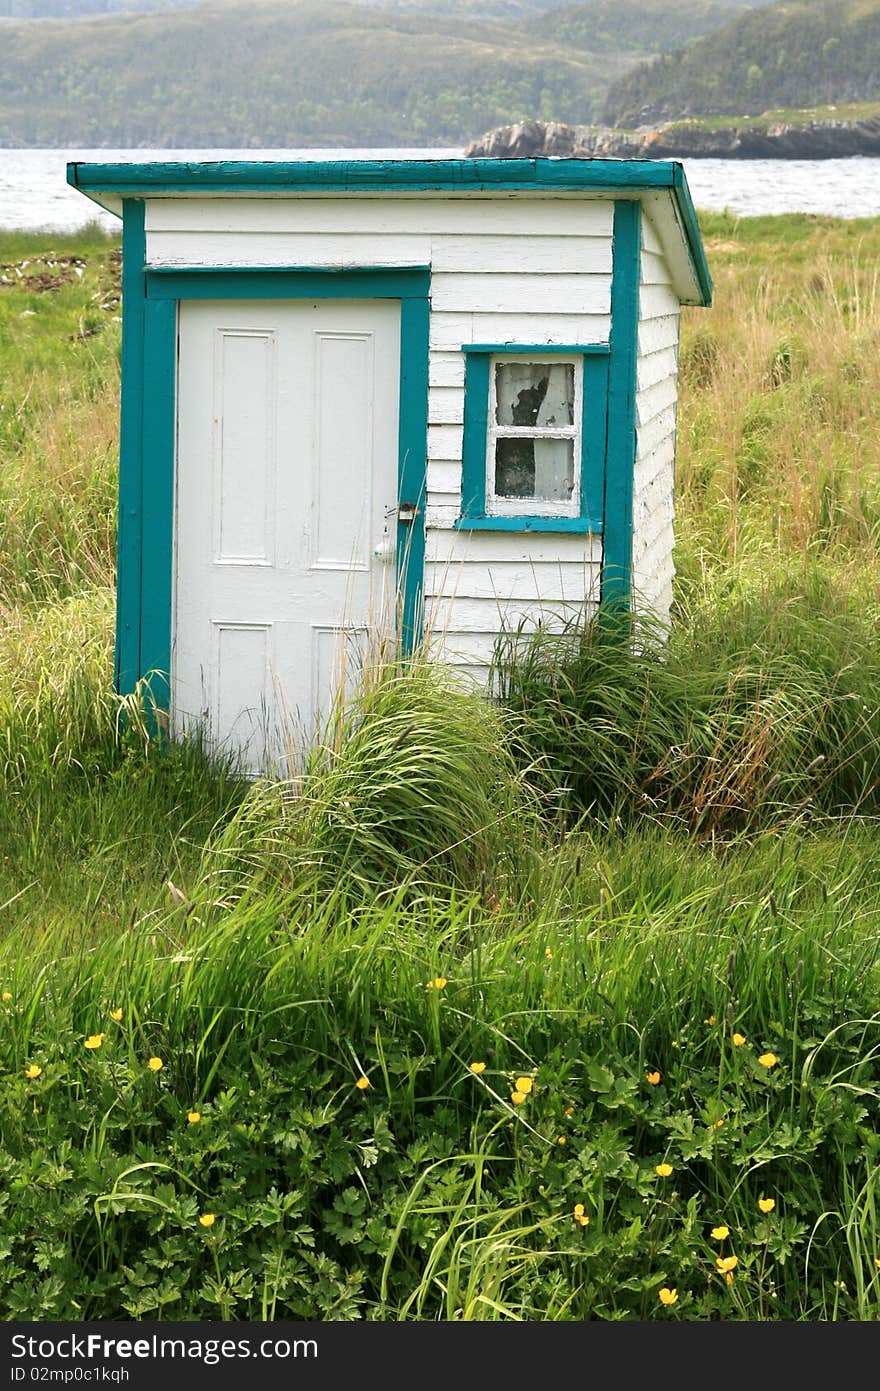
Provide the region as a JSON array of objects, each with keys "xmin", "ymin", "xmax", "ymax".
[
  {"xmin": 6, "ymin": 218, "xmax": 880, "ymax": 1319},
  {"xmin": 0, "ymin": 0, "xmax": 633, "ymax": 146},
  {"xmin": 603, "ymin": 0, "xmax": 880, "ymax": 125},
  {"xmin": 526, "ymin": 0, "xmax": 740, "ymax": 57}
]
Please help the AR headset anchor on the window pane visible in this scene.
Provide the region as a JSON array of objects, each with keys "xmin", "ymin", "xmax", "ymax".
[
  {"xmin": 495, "ymin": 362, "xmax": 574, "ymax": 427},
  {"xmin": 495, "ymin": 437, "xmax": 574, "ymax": 502}
]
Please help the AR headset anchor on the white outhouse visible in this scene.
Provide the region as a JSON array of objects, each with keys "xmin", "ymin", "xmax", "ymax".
[{"xmin": 68, "ymin": 157, "xmax": 711, "ymax": 772}]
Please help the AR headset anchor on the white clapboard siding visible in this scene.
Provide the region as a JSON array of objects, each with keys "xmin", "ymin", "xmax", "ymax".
[
  {"xmin": 145, "ymin": 196, "xmax": 615, "ymax": 240},
  {"xmin": 145, "ymin": 191, "xmax": 691, "ymax": 687},
  {"xmin": 632, "ymin": 207, "xmax": 680, "ymax": 624}
]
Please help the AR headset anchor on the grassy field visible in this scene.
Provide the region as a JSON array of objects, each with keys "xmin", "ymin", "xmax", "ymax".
[{"xmin": 2, "ymin": 213, "xmax": 880, "ymax": 1320}]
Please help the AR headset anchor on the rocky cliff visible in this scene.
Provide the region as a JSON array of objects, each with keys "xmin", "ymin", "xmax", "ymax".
[{"xmin": 465, "ymin": 116, "xmax": 880, "ymax": 160}]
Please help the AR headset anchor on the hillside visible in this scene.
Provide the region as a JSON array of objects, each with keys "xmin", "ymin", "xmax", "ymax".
[
  {"xmin": 0, "ymin": 0, "xmax": 641, "ymax": 146},
  {"xmin": 602, "ymin": 0, "xmax": 880, "ymax": 126},
  {"xmin": 524, "ymin": 0, "xmax": 752, "ymax": 56}
]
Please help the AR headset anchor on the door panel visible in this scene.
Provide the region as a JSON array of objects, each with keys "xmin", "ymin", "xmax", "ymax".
[{"xmin": 173, "ymin": 298, "xmax": 401, "ymax": 772}]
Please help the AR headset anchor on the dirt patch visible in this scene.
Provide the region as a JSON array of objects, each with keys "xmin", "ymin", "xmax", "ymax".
[{"xmin": 0, "ymin": 255, "xmax": 86, "ymax": 292}]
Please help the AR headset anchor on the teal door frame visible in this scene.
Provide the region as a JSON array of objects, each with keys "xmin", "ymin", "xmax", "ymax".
[{"xmin": 117, "ymin": 198, "xmax": 431, "ymax": 714}]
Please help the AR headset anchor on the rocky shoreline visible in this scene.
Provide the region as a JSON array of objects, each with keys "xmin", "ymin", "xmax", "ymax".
[{"xmin": 465, "ymin": 116, "xmax": 880, "ymax": 161}]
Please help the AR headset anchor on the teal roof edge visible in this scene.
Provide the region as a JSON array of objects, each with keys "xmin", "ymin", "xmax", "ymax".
[{"xmin": 67, "ymin": 157, "xmax": 711, "ymax": 306}]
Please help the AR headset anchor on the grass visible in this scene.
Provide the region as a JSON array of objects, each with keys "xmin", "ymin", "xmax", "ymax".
[{"xmin": 3, "ymin": 212, "xmax": 880, "ymax": 1319}]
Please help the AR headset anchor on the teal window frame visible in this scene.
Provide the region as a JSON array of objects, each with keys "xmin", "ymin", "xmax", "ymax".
[
  {"xmin": 456, "ymin": 344, "xmax": 610, "ymax": 535},
  {"xmin": 116, "ymin": 198, "xmax": 430, "ymax": 713}
]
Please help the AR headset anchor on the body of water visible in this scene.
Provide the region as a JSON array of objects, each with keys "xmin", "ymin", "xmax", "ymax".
[{"xmin": 3, "ymin": 146, "xmax": 880, "ymax": 230}]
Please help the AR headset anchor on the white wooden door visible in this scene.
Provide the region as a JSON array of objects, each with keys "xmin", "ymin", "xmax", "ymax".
[{"xmin": 173, "ymin": 298, "xmax": 401, "ymax": 773}]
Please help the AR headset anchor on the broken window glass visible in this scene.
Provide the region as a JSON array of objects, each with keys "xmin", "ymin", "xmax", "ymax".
[
  {"xmin": 495, "ymin": 437, "xmax": 575, "ymax": 501},
  {"xmin": 495, "ymin": 362, "xmax": 574, "ymax": 428}
]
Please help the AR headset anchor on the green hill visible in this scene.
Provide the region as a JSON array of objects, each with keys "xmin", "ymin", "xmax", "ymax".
[
  {"xmin": 0, "ymin": 0, "xmax": 789, "ymax": 148},
  {"xmin": 602, "ymin": 0, "xmax": 880, "ymax": 126},
  {"xmin": 523, "ymin": 0, "xmax": 746, "ymax": 55}
]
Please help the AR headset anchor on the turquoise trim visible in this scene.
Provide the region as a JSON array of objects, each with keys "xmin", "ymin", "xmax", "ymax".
[
  {"xmin": 70, "ymin": 157, "xmax": 688, "ymax": 195},
  {"xmin": 139, "ymin": 298, "xmax": 177, "ymax": 717},
  {"xmin": 455, "ymin": 517, "xmax": 595, "ymax": 534},
  {"xmin": 124, "ymin": 265, "xmax": 428, "ymax": 714},
  {"xmin": 602, "ymin": 200, "xmax": 641, "ymax": 615},
  {"xmin": 397, "ymin": 294, "xmax": 430, "ymax": 653},
  {"xmin": 671, "ymin": 165, "xmax": 713, "ymax": 308},
  {"xmin": 66, "ymin": 160, "xmax": 710, "ymax": 306},
  {"xmin": 460, "ymin": 354, "xmax": 490, "ymax": 519},
  {"xmin": 581, "ymin": 353, "xmax": 609, "ymax": 535},
  {"xmin": 462, "ymin": 343, "xmax": 610, "ymax": 356},
  {"xmin": 146, "ymin": 267, "xmax": 430, "ymax": 301},
  {"xmin": 116, "ymin": 199, "xmax": 145, "ymax": 696},
  {"xmin": 458, "ymin": 346, "xmax": 607, "ymax": 533}
]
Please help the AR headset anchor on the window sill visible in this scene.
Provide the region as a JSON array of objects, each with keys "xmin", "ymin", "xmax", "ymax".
[{"xmin": 454, "ymin": 515, "xmax": 601, "ymax": 534}]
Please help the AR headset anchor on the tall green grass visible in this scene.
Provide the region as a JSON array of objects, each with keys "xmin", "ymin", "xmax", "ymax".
[{"xmin": 4, "ymin": 215, "xmax": 880, "ymax": 1319}]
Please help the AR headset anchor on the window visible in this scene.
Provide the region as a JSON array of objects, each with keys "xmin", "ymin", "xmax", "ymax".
[{"xmin": 457, "ymin": 346, "xmax": 609, "ymax": 533}]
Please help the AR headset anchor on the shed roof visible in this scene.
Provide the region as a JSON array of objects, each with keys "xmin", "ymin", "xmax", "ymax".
[{"xmin": 67, "ymin": 157, "xmax": 712, "ymax": 307}]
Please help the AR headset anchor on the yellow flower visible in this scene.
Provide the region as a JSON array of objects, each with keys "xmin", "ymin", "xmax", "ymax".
[
  {"xmin": 510, "ymin": 1090, "xmax": 527, "ymax": 1105},
  {"xmin": 1, "ymin": 991, "xmax": 11, "ymax": 1002},
  {"xmin": 874, "ymin": 1258, "xmax": 880, "ymax": 1270},
  {"xmin": 725, "ymin": 1271, "xmax": 735, "ymax": 1286},
  {"xmin": 716, "ymin": 1255, "xmax": 738, "ymax": 1274},
  {"xmin": 732, "ymin": 1032, "xmax": 746, "ymax": 1047},
  {"xmin": 564, "ymin": 1105, "xmax": 574, "ymax": 1117},
  {"xmin": 84, "ymin": 1034, "xmax": 105, "ymax": 1050},
  {"xmin": 572, "ymin": 1204, "xmax": 589, "ymax": 1227},
  {"xmin": 469, "ymin": 1061, "xmax": 486, "ymax": 1075},
  {"xmin": 655, "ymin": 1163, "xmax": 673, "ymax": 1177},
  {"xmin": 557, "ymin": 1136, "xmax": 566, "ymax": 1145},
  {"xmin": 147, "ymin": 1056, "xmax": 163, "ymax": 1072},
  {"xmin": 355, "ymin": 1076, "xmax": 370, "ymax": 1090},
  {"xmin": 109, "ymin": 1008, "xmax": 123, "ymax": 1022},
  {"xmin": 710, "ymin": 1117, "xmax": 725, "ymax": 1129},
  {"xmin": 544, "ymin": 948, "xmax": 553, "ymax": 960},
  {"xmin": 24, "ymin": 1064, "xmax": 42, "ymax": 1080},
  {"xmin": 515, "ymin": 1076, "xmax": 534, "ymax": 1095},
  {"xmin": 187, "ymin": 1110, "xmax": 201, "ymax": 1124},
  {"xmin": 646, "ymin": 1070, "xmax": 661, "ymax": 1086},
  {"xmin": 427, "ymin": 976, "xmax": 447, "ymax": 991},
  {"xmin": 758, "ymin": 1052, "xmax": 779, "ymax": 1069},
  {"xmin": 711, "ymin": 1225, "xmax": 730, "ymax": 1241},
  {"xmin": 705, "ymin": 1014, "xmax": 716, "ymax": 1026},
  {"xmin": 658, "ymin": 1287, "xmax": 678, "ymax": 1306},
  {"xmin": 670, "ymin": 1040, "xmax": 679, "ymax": 1049},
  {"xmin": 758, "ymin": 1197, "xmax": 775, "ymax": 1214},
  {"xmin": 198, "ymin": 1213, "xmax": 215, "ymax": 1228}
]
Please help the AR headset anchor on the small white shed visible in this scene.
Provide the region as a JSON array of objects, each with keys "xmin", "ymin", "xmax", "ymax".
[{"xmin": 68, "ymin": 157, "xmax": 711, "ymax": 772}]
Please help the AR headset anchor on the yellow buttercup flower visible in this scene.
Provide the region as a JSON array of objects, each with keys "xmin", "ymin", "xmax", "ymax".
[
  {"xmin": 109, "ymin": 1008, "xmax": 123, "ymax": 1022},
  {"xmin": 646, "ymin": 1070, "xmax": 661, "ymax": 1086},
  {"xmin": 515, "ymin": 1077, "xmax": 534, "ymax": 1095},
  {"xmin": 355, "ymin": 1076, "xmax": 370, "ymax": 1090},
  {"xmin": 147, "ymin": 1056, "xmax": 163, "ymax": 1072},
  {"xmin": 24, "ymin": 1065, "xmax": 42, "ymax": 1080},
  {"xmin": 705, "ymin": 1014, "xmax": 716, "ymax": 1026},
  {"xmin": 198, "ymin": 1213, "xmax": 215, "ymax": 1228},
  {"xmin": 655, "ymin": 1163, "xmax": 673, "ymax": 1177},
  {"xmin": 716, "ymin": 1255, "xmax": 738, "ymax": 1274},
  {"xmin": 757, "ymin": 1197, "xmax": 775, "ymax": 1214},
  {"xmin": 1, "ymin": 991, "xmax": 11, "ymax": 1002},
  {"xmin": 732, "ymin": 1032, "xmax": 746, "ymax": 1047},
  {"xmin": 564, "ymin": 1105, "xmax": 574, "ymax": 1117},
  {"xmin": 557, "ymin": 1136, "xmax": 566, "ymax": 1145},
  {"xmin": 758, "ymin": 1052, "xmax": 779, "ymax": 1069},
  {"xmin": 725, "ymin": 1271, "xmax": 735, "ymax": 1286},
  {"xmin": 710, "ymin": 1225, "xmax": 730, "ymax": 1241},
  {"xmin": 469, "ymin": 1061, "xmax": 486, "ymax": 1075},
  {"xmin": 710, "ymin": 1117, "xmax": 725, "ymax": 1129},
  {"xmin": 544, "ymin": 948, "xmax": 553, "ymax": 960},
  {"xmin": 874, "ymin": 1258, "xmax": 880, "ymax": 1270},
  {"xmin": 572, "ymin": 1203, "xmax": 589, "ymax": 1227},
  {"xmin": 427, "ymin": 976, "xmax": 447, "ymax": 991},
  {"xmin": 84, "ymin": 1034, "xmax": 105, "ymax": 1050},
  {"xmin": 658, "ymin": 1288, "xmax": 678, "ymax": 1306},
  {"xmin": 187, "ymin": 1110, "xmax": 201, "ymax": 1124},
  {"xmin": 510, "ymin": 1090, "xmax": 526, "ymax": 1105}
]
